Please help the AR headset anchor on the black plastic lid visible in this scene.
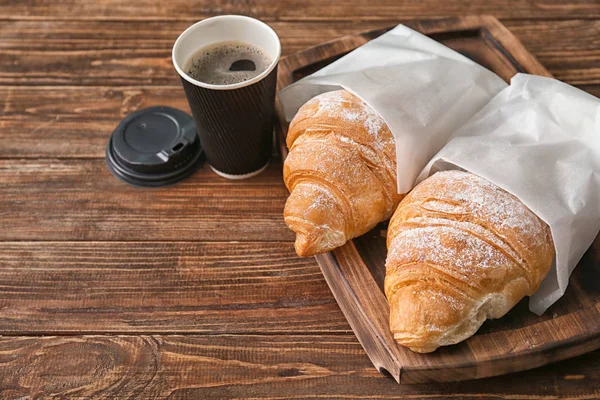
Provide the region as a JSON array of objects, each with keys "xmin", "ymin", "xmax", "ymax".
[{"xmin": 106, "ymin": 106, "xmax": 204, "ymax": 187}]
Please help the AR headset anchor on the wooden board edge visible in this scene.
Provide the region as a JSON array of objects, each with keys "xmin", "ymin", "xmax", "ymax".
[
  {"xmin": 478, "ymin": 15, "xmax": 552, "ymax": 78},
  {"xmin": 314, "ymin": 243, "xmax": 402, "ymax": 383},
  {"xmin": 401, "ymin": 305, "xmax": 600, "ymax": 383},
  {"xmin": 275, "ymin": 97, "xmax": 289, "ymax": 159}
]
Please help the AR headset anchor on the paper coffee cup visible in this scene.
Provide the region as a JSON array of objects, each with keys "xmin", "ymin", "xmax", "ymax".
[{"xmin": 172, "ymin": 15, "xmax": 281, "ymax": 179}]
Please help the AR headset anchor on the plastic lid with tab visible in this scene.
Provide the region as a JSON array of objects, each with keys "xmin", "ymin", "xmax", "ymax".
[{"xmin": 106, "ymin": 106, "xmax": 204, "ymax": 187}]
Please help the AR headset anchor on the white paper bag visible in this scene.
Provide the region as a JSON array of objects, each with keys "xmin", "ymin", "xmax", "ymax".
[
  {"xmin": 419, "ymin": 73, "xmax": 600, "ymax": 314},
  {"xmin": 279, "ymin": 24, "xmax": 507, "ymax": 193}
]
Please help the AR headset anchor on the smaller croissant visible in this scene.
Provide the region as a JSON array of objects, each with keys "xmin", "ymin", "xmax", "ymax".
[
  {"xmin": 385, "ymin": 171, "xmax": 555, "ymax": 353},
  {"xmin": 283, "ymin": 90, "xmax": 402, "ymax": 257}
]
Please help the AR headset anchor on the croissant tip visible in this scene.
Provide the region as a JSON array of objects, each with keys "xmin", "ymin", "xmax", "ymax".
[
  {"xmin": 294, "ymin": 234, "xmax": 314, "ymax": 257},
  {"xmin": 393, "ymin": 334, "xmax": 438, "ymax": 353}
]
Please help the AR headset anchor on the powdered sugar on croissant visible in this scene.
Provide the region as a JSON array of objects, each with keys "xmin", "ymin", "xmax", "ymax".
[
  {"xmin": 385, "ymin": 171, "xmax": 554, "ymax": 352},
  {"xmin": 283, "ymin": 90, "xmax": 402, "ymax": 256}
]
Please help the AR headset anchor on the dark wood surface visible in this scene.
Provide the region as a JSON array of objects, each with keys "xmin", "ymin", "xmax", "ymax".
[
  {"xmin": 0, "ymin": 1, "xmax": 599, "ymax": 398},
  {"xmin": 276, "ymin": 15, "xmax": 600, "ymax": 383}
]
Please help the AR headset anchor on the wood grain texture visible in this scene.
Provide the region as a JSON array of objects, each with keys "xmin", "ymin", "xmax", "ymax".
[
  {"xmin": 0, "ymin": 241, "xmax": 348, "ymax": 334},
  {"xmin": 276, "ymin": 16, "xmax": 600, "ymax": 383},
  {"xmin": 0, "ymin": 159, "xmax": 293, "ymax": 241},
  {"xmin": 535, "ymin": 50, "xmax": 600, "ymax": 84},
  {"xmin": 1, "ymin": 19, "xmax": 598, "ymax": 53},
  {"xmin": 1, "ymin": 334, "xmax": 600, "ymax": 399},
  {"xmin": 0, "ymin": 20, "xmax": 389, "ymax": 53},
  {"xmin": 0, "ymin": 87, "xmax": 189, "ymax": 158},
  {"xmin": 1, "ymin": 0, "xmax": 599, "ymax": 20},
  {"xmin": 503, "ymin": 19, "xmax": 600, "ymax": 51},
  {"xmin": 0, "ymin": 19, "xmax": 596, "ymax": 160},
  {"xmin": 0, "ymin": 19, "xmax": 598, "ymax": 86}
]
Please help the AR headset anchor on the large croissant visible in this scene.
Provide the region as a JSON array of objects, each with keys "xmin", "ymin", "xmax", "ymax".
[
  {"xmin": 385, "ymin": 170, "xmax": 554, "ymax": 353},
  {"xmin": 283, "ymin": 90, "xmax": 402, "ymax": 257}
]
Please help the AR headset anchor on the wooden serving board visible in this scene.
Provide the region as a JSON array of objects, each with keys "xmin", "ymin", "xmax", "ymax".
[{"xmin": 275, "ymin": 15, "xmax": 600, "ymax": 384}]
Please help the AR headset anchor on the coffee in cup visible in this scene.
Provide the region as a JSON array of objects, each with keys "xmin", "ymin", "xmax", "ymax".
[{"xmin": 185, "ymin": 41, "xmax": 273, "ymax": 86}]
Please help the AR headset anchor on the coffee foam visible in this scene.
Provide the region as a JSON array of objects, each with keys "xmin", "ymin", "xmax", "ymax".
[{"xmin": 185, "ymin": 41, "xmax": 272, "ymax": 85}]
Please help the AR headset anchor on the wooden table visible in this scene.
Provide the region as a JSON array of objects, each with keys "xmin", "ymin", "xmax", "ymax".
[{"xmin": 0, "ymin": 1, "xmax": 598, "ymax": 398}]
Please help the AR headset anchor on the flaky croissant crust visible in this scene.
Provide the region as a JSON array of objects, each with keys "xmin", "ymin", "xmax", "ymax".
[
  {"xmin": 284, "ymin": 90, "xmax": 403, "ymax": 256},
  {"xmin": 385, "ymin": 171, "xmax": 554, "ymax": 353}
]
